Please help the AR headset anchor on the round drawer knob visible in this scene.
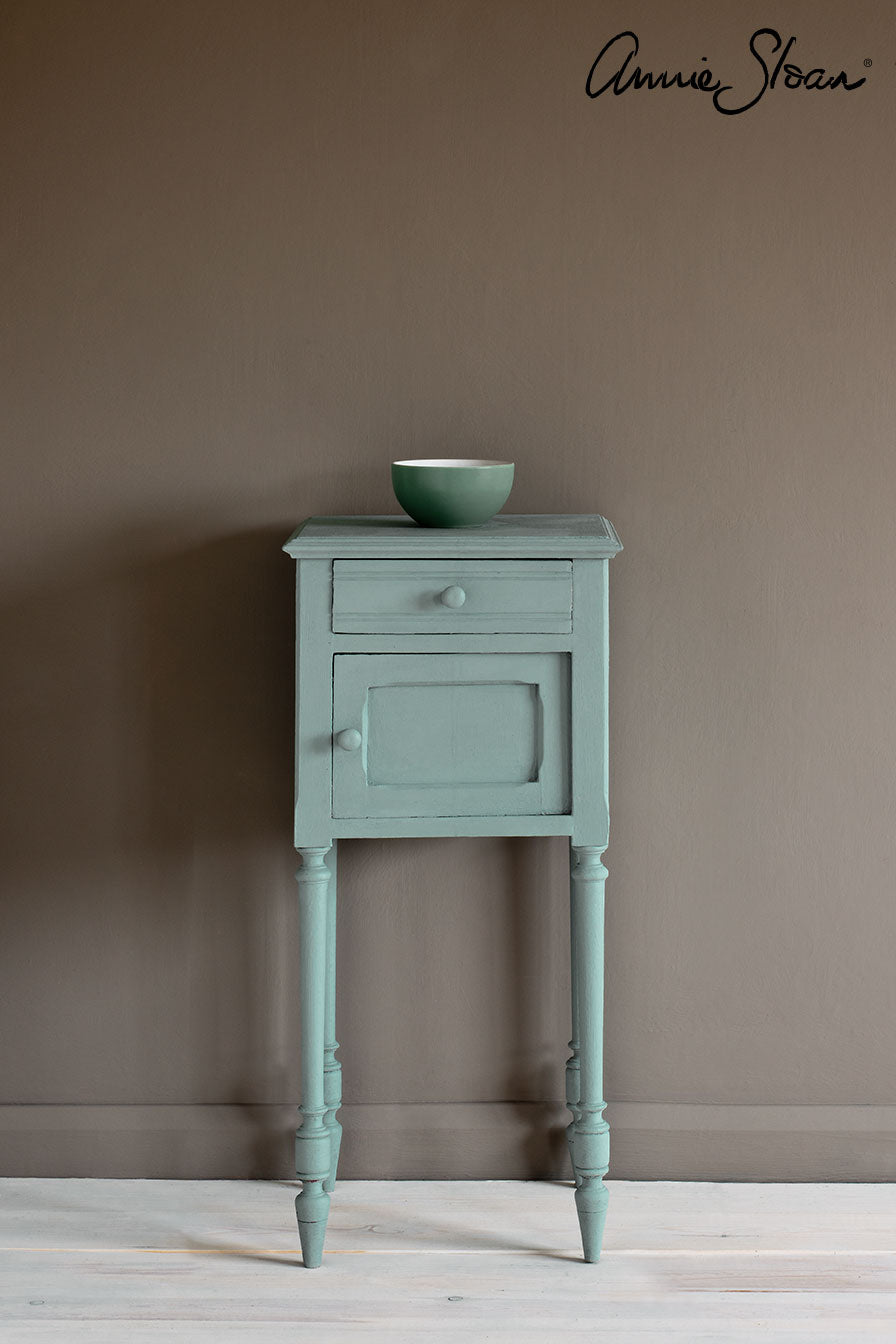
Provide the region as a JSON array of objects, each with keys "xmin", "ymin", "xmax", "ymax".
[
  {"xmin": 440, "ymin": 585, "xmax": 466, "ymax": 609},
  {"xmin": 334, "ymin": 728, "xmax": 362, "ymax": 752}
]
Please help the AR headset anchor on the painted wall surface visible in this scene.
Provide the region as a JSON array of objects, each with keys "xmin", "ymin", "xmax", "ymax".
[{"xmin": 2, "ymin": 0, "xmax": 895, "ymax": 1179}]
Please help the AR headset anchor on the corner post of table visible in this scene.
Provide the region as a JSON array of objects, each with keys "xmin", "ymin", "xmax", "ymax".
[
  {"xmin": 565, "ymin": 838, "xmax": 581, "ymax": 1176},
  {"xmin": 322, "ymin": 841, "xmax": 342, "ymax": 1192},
  {"xmin": 294, "ymin": 845, "xmax": 333, "ymax": 1267},
  {"xmin": 569, "ymin": 844, "xmax": 610, "ymax": 1262},
  {"xmin": 291, "ymin": 553, "xmax": 337, "ymax": 1266},
  {"xmin": 568, "ymin": 556, "xmax": 611, "ymax": 1261}
]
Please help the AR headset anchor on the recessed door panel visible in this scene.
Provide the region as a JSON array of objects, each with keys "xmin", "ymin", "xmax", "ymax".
[{"xmin": 332, "ymin": 653, "xmax": 570, "ymax": 819}]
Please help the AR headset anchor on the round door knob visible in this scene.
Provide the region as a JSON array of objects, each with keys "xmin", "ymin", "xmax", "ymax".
[
  {"xmin": 440, "ymin": 585, "xmax": 466, "ymax": 609},
  {"xmin": 334, "ymin": 728, "xmax": 362, "ymax": 752}
]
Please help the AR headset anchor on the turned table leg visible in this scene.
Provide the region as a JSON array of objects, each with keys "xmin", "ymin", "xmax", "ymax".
[
  {"xmin": 569, "ymin": 844, "xmax": 610, "ymax": 1262},
  {"xmin": 565, "ymin": 843, "xmax": 581, "ymax": 1180},
  {"xmin": 323, "ymin": 843, "xmax": 342, "ymax": 1193},
  {"xmin": 294, "ymin": 846, "xmax": 333, "ymax": 1268}
]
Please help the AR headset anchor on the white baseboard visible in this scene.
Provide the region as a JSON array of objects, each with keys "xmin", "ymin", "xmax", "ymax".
[{"xmin": 1, "ymin": 1102, "xmax": 894, "ymax": 1180}]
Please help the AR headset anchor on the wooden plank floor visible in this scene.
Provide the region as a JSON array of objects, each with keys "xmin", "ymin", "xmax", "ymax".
[{"xmin": 1, "ymin": 1179, "xmax": 894, "ymax": 1342}]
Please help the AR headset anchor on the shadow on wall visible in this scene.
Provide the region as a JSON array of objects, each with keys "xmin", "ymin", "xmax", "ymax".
[
  {"xmin": 504, "ymin": 836, "xmax": 572, "ymax": 1177},
  {"xmin": 0, "ymin": 521, "xmax": 572, "ymax": 1179},
  {"xmin": 334, "ymin": 832, "xmax": 572, "ymax": 1180}
]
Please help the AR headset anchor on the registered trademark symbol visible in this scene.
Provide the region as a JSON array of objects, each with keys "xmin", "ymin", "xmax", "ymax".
[{"xmin": 864, "ymin": 58, "xmax": 872, "ymax": 67}]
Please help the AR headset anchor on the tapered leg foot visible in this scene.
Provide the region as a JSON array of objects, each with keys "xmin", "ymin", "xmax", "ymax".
[
  {"xmin": 575, "ymin": 1178, "xmax": 609, "ymax": 1263},
  {"xmin": 295, "ymin": 1186, "xmax": 330, "ymax": 1269}
]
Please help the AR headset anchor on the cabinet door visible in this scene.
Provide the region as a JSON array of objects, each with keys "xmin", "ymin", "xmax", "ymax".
[{"xmin": 332, "ymin": 653, "xmax": 570, "ymax": 819}]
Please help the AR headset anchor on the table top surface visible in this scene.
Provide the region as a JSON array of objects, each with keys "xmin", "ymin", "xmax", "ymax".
[{"xmin": 283, "ymin": 514, "xmax": 622, "ymax": 559}]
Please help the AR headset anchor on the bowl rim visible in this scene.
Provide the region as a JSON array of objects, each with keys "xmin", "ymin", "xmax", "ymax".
[{"xmin": 392, "ymin": 458, "xmax": 514, "ymax": 469}]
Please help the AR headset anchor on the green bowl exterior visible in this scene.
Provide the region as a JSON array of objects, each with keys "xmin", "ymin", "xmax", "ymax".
[{"xmin": 391, "ymin": 463, "xmax": 514, "ymax": 527}]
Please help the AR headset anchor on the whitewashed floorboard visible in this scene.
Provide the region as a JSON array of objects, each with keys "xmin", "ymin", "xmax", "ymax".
[{"xmin": 1, "ymin": 1179, "xmax": 894, "ymax": 1343}]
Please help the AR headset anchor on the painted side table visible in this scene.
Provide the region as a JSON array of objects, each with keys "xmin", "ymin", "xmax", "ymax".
[{"xmin": 283, "ymin": 514, "xmax": 622, "ymax": 1266}]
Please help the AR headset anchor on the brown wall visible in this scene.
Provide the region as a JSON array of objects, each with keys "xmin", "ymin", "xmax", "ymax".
[{"xmin": 2, "ymin": 0, "xmax": 895, "ymax": 1179}]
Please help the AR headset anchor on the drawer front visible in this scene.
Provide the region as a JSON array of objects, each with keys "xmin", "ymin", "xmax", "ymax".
[
  {"xmin": 331, "ymin": 560, "xmax": 572, "ymax": 634},
  {"xmin": 332, "ymin": 652, "xmax": 570, "ymax": 819}
]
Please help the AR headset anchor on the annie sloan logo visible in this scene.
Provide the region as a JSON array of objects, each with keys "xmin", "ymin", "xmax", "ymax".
[{"xmin": 586, "ymin": 29, "xmax": 868, "ymax": 115}]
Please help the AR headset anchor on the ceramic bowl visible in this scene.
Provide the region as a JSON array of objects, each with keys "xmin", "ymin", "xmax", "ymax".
[{"xmin": 391, "ymin": 458, "xmax": 514, "ymax": 527}]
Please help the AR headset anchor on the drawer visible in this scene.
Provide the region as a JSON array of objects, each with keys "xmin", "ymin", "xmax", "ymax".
[
  {"xmin": 331, "ymin": 559, "xmax": 572, "ymax": 634},
  {"xmin": 332, "ymin": 652, "xmax": 570, "ymax": 818}
]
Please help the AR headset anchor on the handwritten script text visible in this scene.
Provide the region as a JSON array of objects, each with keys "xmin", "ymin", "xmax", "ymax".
[{"xmin": 586, "ymin": 29, "xmax": 866, "ymax": 115}]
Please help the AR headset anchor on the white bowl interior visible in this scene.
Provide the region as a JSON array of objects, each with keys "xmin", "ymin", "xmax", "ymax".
[{"xmin": 392, "ymin": 458, "xmax": 512, "ymax": 468}]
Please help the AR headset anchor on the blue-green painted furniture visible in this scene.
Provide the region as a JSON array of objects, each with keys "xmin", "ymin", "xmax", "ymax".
[{"xmin": 283, "ymin": 514, "xmax": 623, "ymax": 1266}]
